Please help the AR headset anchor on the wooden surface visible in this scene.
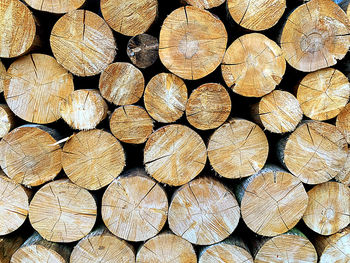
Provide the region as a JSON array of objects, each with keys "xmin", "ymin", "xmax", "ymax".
[
  {"xmin": 62, "ymin": 129, "xmax": 125, "ymax": 190},
  {"xmin": 0, "ymin": 125, "xmax": 62, "ymax": 187},
  {"xmin": 186, "ymin": 83, "xmax": 231, "ymax": 130},
  {"xmin": 281, "ymin": 0, "xmax": 350, "ymax": 72},
  {"xmin": 23, "ymin": 0, "xmax": 85, "ymax": 13},
  {"xmin": 4, "ymin": 54, "xmax": 74, "ymax": 124},
  {"xmin": 207, "ymin": 118, "xmax": 269, "ymax": 179},
  {"xmin": 29, "ymin": 179, "xmax": 97, "ymax": 243},
  {"xmin": 0, "ymin": 104, "xmax": 15, "ymax": 138},
  {"xmin": 102, "ymin": 169, "xmax": 168, "ymax": 242},
  {"xmin": 335, "ymin": 151, "xmax": 350, "ymax": 186},
  {"xmin": 297, "ymin": 68, "xmax": 350, "ymax": 121},
  {"xmin": 144, "ymin": 72, "xmax": 187, "ymax": 123},
  {"xmin": 127, "ymin": 34, "xmax": 159, "ymax": 68},
  {"xmin": 336, "ymin": 102, "xmax": 350, "ymax": 144},
  {"xmin": 110, "ymin": 105, "xmax": 153, "ymax": 144},
  {"xmin": 50, "ymin": 9, "xmax": 116, "ymax": 76},
  {"xmin": 144, "ymin": 124, "xmax": 207, "ymax": 186},
  {"xmin": 0, "ymin": 59, "xmax": 5, "ymax": 93},
  {"xmin": 159, "ymin": 6, "xmax": 227, "ymax": 80},
  {"xmin": 99, "ymin": 62, "xmax": 145, "ymax": 106},
  {"xmin": 185, "ymin": 0, "xmax": 225, "ymax": 9},
  {"xmin": 303, "ymin": 181, "xmax": 350, "ymax": 235},
  {"xmin": 0, "ymin": 235, "xmax": 24, "ymax": 263}
]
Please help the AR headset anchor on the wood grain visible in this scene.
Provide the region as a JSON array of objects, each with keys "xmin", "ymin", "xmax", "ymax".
[
  {"xmin": 23, "ymin": 0, "xmax": 85, "ymax": 13},
  {"xmin": 336, "ymin": 102, "xmax": 350, "ymax": 144},
  {"xmin": 0, "ymin": 104, "xmax": 15, "ymax": 138}
]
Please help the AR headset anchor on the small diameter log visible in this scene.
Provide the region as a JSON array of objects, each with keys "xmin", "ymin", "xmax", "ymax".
[
  {"xmin": 136, "ymin": 232, "xmax": 197, "ymax": 263},
  {"xmin": 336, "ymin": 102, "xmax": 350, "ymax": 144},
  {"xmin": 10, "ymin": 233, "xmax": 70, "ymax": 263},
  {"xmin": 227, "ymin": 0, "xmax": 286, "ymax": 31},
  {"xmin": 0, "ymin": 125, "xmax": 62, "ymax": 187},
  {"xmin": 222, "ymin": 33, "xmax": 286, "ymax": 97},
  {"xmin": 297, "ymin": 68, "xmax": 350, "ymax": 121},
  {"xmin": 252, "ymin": 90, "xmax": 302, "ymax": 133},
  {"xmin": 127, "ymin": 34, "xmax": 159, "ymax": 68},
  {"xmin": 278, "ymin": 121, "xmax": 348, "ymax": 184},
  {"xmin": 144, "ymin": 124, "xmax": 207, "ymax": 186},
  {"xmin": 168, "ymin": 177, "xmax": 240, "ymax": 245},
  {"xmin": 102, "ymin": 168, "xmax": 168, "ymax": 242},
  {"xmin": 236, "ymin": 166, "xmax": 308, "ymax": 237},
  {"xmin": 280, "ymin": 0, "xmax": 350, "ymax": 72},
  {"xmin": 185, "ymin": 0, "xmax": 225, "ymax": 9},
  {"xmin": 0, "ymin": 0, "xmax": 36, "ymax": 58},
  {"xmin": 186, "ymin": 83, "xmax": 231, "ymax": 130},
  {"xmin": 335, "ymin": 152, "xmax": 350, "ymax": 186},
  {"xmin": 4, "ymin": 54, "xmax": 74, "ymax": 124},
  {"xmin": 62, "ymin": 129, "xmax": 125, "ymax": 190},
  {"xmin": 50, "ymin": 9, "xmax": 116, "ymax": 77},
  {"xmin": 159, "ymin": 6, "xmax": 227, "ymax": 80},
  {"xmin": 29, "ymin": 179, "xmax": 97, "ymax": 243},
  {"xmin": 207, "ymin": 118, "xmax": 269, "ymax": 179},
  {"xmin": 0, "ymin": 104, "xmax": 15, "ymax": 138},
  {"xmin": 0, "ymin": 235, "xmax": 24, "ymax": 263},
  {"xmin": 110, "ymin": 105, "xmax": 153, "ymax": 144},
  {"xmin": 70, "ymin": 226, "xmax": 135, "ymax": 263},
  {"xmin": 101, "ymin": 0, "xmax": 157, "ymax": 36},
  {"xmin": 314, "ymin": 227, "xmax": 350, "ymax": 262},
  {"xmin": 99, "ymin": 62, "xmax": 145, "ymax": 106},
  {"xmin": 144, "ymin": 73, "xmax": 187, "ymax": 123},
  {"xmin": 0, "ymin": 59, "xmax": 5, "ymax": 93},
  {"xmin": 59, "ymin": 89, "xmax": 108, "ymax": 130},
  {"xmin": 23, "ymin": 0, "xmax": 85, "ymax": 14},
  {"xmin": 303, "ymin": 181, "xmax": 350, "ymax": 235}
]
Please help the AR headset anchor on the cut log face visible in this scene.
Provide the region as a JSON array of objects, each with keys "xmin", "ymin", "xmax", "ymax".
[
  {"xmin": 62, "ymin": 129, "xmax": 125, "ymax": 190},
  {"xmin": 127, "ymin": 34, "xmax": 159, "ymax": 68},
  {"xmin": 50, "ymin": 10, "xmax": 116, "ymax": 77},
  {"xmin": 4, "ymin": 54, "xmax": 74, "ymax": 124},
  {"xmin": 102, "ymin": 169, "xmax": 168, "ymax": 242},
  {"xmin": 303, "ymin": 181, "xmax": 350, "ymax": 235},
  {"xmin": 0, "ymin": 0, "xmax": 36, "ymax": 58},
  {"xmin": 99, "ymin": 62, "xmax": 145, "ymax": 106},
  {"xmin": 280, "ymin": 0, "xmax": 350, "ymax": 72},
  {"xmin": 101, "ymin": 0, "xmax": 158, "ymax": 36},
  {"xmin": 159, "ymin": 6, "xmax": 227, "ymax": 80},
  {"xmin": 239, "ymin": 168, "xmax": 308, "ymax": 236},
  {"xmin": 110, "ymin": 105, "xmax": 154, "ymax": 144},
  {"xmin": 144, "ymin": 124, "xmax": 207, "ymax": 186},
  {"xmin": 185, "ymin": 0, "xmax": 225, "ymax": 9},
  {"xmin": 207, "ymin": 118, "xmax": 269, "ymax": 179},
  {"xmin": 336, "ymin": 102, "xmax": 350, "ymax": 144},
  {"xmin": 254, "ymin": 90, "xmax": 302, "ymax": 133},
  {"xmin": 23, "ymin": 0, "xmax": 85, "ymax": 13},
  {"xmin": 0, "ymin": 59, "xmax": 5, "ymax": 93},
  {"xmin": 0, "ymin": 235, "xmax": 24, "ymax": 263},
  {"xmin": 29, "ymin": 179, "xmax": 97, "ymax": 243},
  {"xmin": 297, "ymin": 68, "xmax": 350, "ymax": 121},
  {"xmin": 186, "ymin": 83, "xmax": 231, "ymax": 130},
  {"xmin": 136, "ymin": 232, "xmax": 197, "ymax": 263},
  {"xmin": 222, "ymin": 33, "xmax": 286, "ymax": 97},
  {"xmin": 168, "ymin": 177, "xmax": 240, "ymax": 245},
  {"xmin": 59, "ymin": 89, "xmax": 108, "ymax": 130},
  {"xmin": 335, "ymin": 152, "xmax": 350, "ymax": 186},
  {"xmin": 0, "ymin": 174, "xmax": 29, "ymax": 235},
  {"xmin": 144, "ymin": 73, "xmax": 187, "ymax": 123},
  {"xmin": 281, "ymin": 121, "xmax": 348, "ymax": 184},
  {"xmin": 227, "ymin": 0, "xmax": 286, "ymax": 31},
  {"xmin": 0, "ymin": 125, "xmax": 62, "ymax": 187},
  {"xmin": 0, "ymin": 104, "xmax": 15, "ymax": 138}
]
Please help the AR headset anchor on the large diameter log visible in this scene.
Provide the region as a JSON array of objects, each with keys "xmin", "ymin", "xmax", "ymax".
[
  {"xmin": 303, "ymin": 181, "xmax": 350, "ymax": 235},
  {"xmin": 144, "ymin": 124, "xmax": 207, "ymax": 186},
  {"xmin": 23, "ymin": 0, "xmax": 85, "ymax": 13},
  {"xmin": 10, "ymin": 233, "xmax": 70, "ymax": 263},
  {"xmin": 62, "ymin": 129, "xmax": 125, "ymax": 190},
  {"xmin": 0, "ymin": 0, "xmax": 36, "ymax": 58},
  {"xmin": 186, "ymin": 83, "xmax": 231, "ymax": 130},
  {"xmin": 136, "ymin": 232, "xmax": 197, "ymax": 263},
  {"xmin": 99, "ymin": 62, "xmax": 145, "ymax": 106},
  {"xmin": 102, "ymin": 169, "xmax": 168, "ymax": 242},
  {"xmin": 4, "ymin": 54, "xmax": 74, "ymax": 124},
  {"xmin": 144, "ymin": 72, "xmax": 187, "ymax": 123},
  {"xmin": 185, "ymin": 0, "xmax": 225, "ymax": 9},
  {"xmin": 280, "ymin": 0, "xmax": 350, "ymax": 72},
  {"xmin": 168, "ymin": 177, "xmax": 240, "ymax": 245},
  {"xmin": 110, "ymin": 105, "xmax": 153, "ymax": 144},
  {"xmin": 29, "ymin": 179, "xmax": 97, "ymax": 243},
  {"xmin": 0, "ymin": 104, "xmax": 15, "ymax": 138},
  {"xmin": 59, "ymin": 89, "xmax": 108, "ymax": 130},
  {"xmin": 159, "ymin": 6, "xmax": 227, "ymax": 80},
  {"xmin": 127, "ymin": 34, "xmax": 159, "ymax": 68},
  {"xmin": 50, "ymin": 10, "xmax": 116, "ymax": 77},
  {"xmin": 0, "ymin": 59, "xmax": 5, "ymax": 93},
  {"xmin": 278, "ymin": 121, "xmax": 348, "ymax": 184},
  {"xmin": 336, "ymin": 102, "xmax": 350, "ymax": 144},
  {"xmin": 0, "ymin": 235, "xmax": 24, "ymax": 263},
  {"xmin": 227, "ymin": 0, "xmax": 286, "ymax": 31},
  {"xmin": 335, "ymin": 152, "xmax": 350, "ymax": 186},
  {"xmin": 297, "ymin": 68, "xmax": 350, "ymax": 121},
  {"xmin": 70, "ymin": 226, "xmax": 135, "ymax": 263},
  {"xmin": 222, "ymin": 33, "xmax": 286, "ymax": 97},
  {"xmin": 207, "ymin": 118, "xmax": 269, "ymax": 179},
  {"xmin": 101, "ymin": 0, "xmax": 157, "ymax": 36},
  {"xmin": 0, "ymin": 125, "xmax": 62, "ymax": 187}
]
